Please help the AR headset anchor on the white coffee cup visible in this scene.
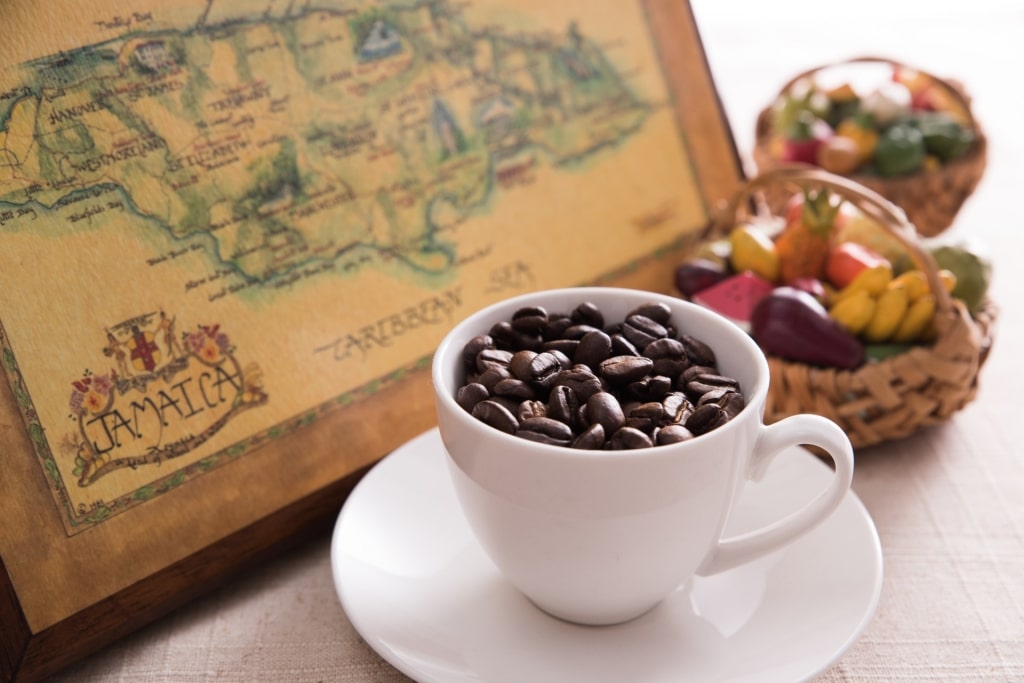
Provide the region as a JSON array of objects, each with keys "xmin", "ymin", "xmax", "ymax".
[{"xmin": 432, "ymin": 287, "xmax": 854, "ymax": 626}]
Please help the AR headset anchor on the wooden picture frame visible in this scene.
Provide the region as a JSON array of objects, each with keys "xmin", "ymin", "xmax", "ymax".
[{"xmin": 0, "ymin": 1, "xmax": 741, "ymax": 680}]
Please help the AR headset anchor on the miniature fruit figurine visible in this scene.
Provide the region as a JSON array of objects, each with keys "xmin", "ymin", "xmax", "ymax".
[
  {"xmin": 828, "ymin": 289, "xmax": 877, "ymax": 335},
  {"xmin": 930, "ymin": 243, "xmax": 991, "ymax": 313},
  {"xmin": 937, "ymin": 269, "xmax": 957, "ymax": 293},
  {"xmin": 834, "ymin": 211, "xmax": 911, "ymax": 268},
  {"xmin": 750, "ymin": 287, "xmax": 865, "ymax": 369},
  {"xmin": 860, "ymin": 81, "xmax": 912, "ymax": 127},
  {"xmin": 917, "ymin": 111, "xmax": 974, "ymax": 162},
  {"xmin": 788, "ymin": 277, "xmax": 828, "ymax": 304},
  {"xmin": 826, "ymin": 242, "xmax": 889, "ymax": 290},
  {"xmin": 833, "ymin": 262, "xmax": 894, "ymax": 302},
  {"xmin": 892, "ymin": 294, "xmax": 937, "ymax": 343},
  {"xmin": 874, "ymin": 123, "xmax": 926, "ymax": 177},
  {"xmin": 771, "ymin": 77, "xmax": 831, "ymax": 132},
  {"xmin": 728, "ymin": 225, "xmax": 779, "ymax": 282},
  {"xmin": 781, "ymin": 111, "xmax": 834, "ymax": 164},
  {"xmin": 835, "ymin": 114, "xmax": 879, "ymax": 166},
  {"xmin": 674, "ymin": 259, "xmax": 730, "ymax": 297},
  {"xmin": 817, "ymin": 135, "xmax": 862, "ymax": 175},
  {"xmin": 692, "ymin": 271, "xmax": 775, "ymax": 332},
  {"xmin": 775, "ymin": 187, "xmax": 842, "ymax": 283},
  {"xmin": 863, "ymin": 284, "xmax": 910, "ymax": 343},
  {"xmin": 889, "ymin": 270, "xmax": 930, "ymax": 302}
]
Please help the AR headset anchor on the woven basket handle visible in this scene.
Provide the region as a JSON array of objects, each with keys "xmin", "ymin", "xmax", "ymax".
[
  {"xmin": 773, "ymin": 55, "xmax": 976, "ymax": 129},
  {"xmin": 717, "ymin": 164, "xmax": 954, "ymax": 314}
]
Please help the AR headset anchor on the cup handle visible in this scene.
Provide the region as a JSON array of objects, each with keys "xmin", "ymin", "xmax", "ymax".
[{"xmin": 697, "ymin": 414, "xmax": 854, "ymax": 576}]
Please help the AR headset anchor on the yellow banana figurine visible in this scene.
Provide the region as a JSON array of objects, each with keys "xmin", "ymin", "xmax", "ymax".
[
  {"xmin": 833, "ymin": 263, "xmax": 893, "ymax": 303},
  {"xmin": 863, "ymin": 285, "xmax": 910, "ymax": 343},
  {"xmin": 829, "ymin": 289, "xmax": 877, "ymax": 335},
  {"xmin": 892, "ymin": 294, "xmax": 937, "ymax": 343}
]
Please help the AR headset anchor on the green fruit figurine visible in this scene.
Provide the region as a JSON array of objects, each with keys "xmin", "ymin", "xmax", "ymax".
[{"xmin": 929, "ymin": 242, "xmax": 992, "ymax": 314}]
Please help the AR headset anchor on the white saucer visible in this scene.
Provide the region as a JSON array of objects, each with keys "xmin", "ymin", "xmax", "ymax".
[{"xmin": 331, "ymin": 429, "xmax": 882, "ymax": 683}]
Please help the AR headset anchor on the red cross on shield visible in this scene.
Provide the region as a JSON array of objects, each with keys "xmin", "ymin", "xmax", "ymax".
[{"xmin": 129, "ymin": 327, "xmax": 161, "ymax": 372}]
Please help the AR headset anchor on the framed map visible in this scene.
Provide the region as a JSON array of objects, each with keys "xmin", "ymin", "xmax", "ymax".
[{"xmin": 0, "ymin": 0, "xmax": 741, "ymax": 679}]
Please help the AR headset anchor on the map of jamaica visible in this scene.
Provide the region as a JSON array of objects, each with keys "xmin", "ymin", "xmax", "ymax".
[{"xmin": 0, "ymin": 0, "xmax": 708, "ymax": 533}]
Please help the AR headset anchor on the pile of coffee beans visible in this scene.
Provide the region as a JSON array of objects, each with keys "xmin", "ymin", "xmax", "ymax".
[{"xmin": 456, "ymin": 300, "xmax": 746, "ymax": 449}]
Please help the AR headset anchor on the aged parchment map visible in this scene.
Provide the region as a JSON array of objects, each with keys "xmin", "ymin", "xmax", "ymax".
[{"xmin": 0, "ymin": 0, "xmax": 707, "ymax": 533}]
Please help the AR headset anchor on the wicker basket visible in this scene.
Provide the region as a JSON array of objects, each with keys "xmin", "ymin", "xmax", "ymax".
[
  {"xmin": 752, "ymin": 56, "xmax": 987, "ymax": 238},
  {"xmin": 711, "ymin": 166, "xmax": 996, "ymax": 449}
]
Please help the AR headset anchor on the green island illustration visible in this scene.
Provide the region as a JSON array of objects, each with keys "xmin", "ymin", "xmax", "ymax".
[{"xmin": 0, "ymin": 0, "xmax": 654, "ymax": 293}]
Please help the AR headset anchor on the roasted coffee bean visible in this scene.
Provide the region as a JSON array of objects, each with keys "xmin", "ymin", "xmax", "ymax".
[
  {"xmin": 609, "ymin": 426, "xmax": 654, "ymax": 450},
  {"xmin": 509, "ymin": 350, "xmax": 538, "ymax": 381},
  {"xmin": 476, "ymin": 348, "xmax": 513, "ymax": 373},
  {"xmin": 547, "ymin": 384, "xmax": 579, "ymax": 429},
  {"xmin": 456, "ymin": 382, "xmax": 490, "ymax": 412},
  {"xmin": 625, "ymin": 400, "xmax": 669, "ymax": 435},
  {"xmin": 543, "ymin": 314, "xmax": 573, "ymax": 340},
  {"xmin": 517, "ymin": 430, "xmax": 571, "ymax": 446},
  {"xmin": 630, "ymin": 401, "xmax": 663, "ymax": 421},
  {"xmin": 686, "ymin": 374, "xmax": 742, "ymax": 400},
  {"xmin": 599, "ymin": 355, "xmax": 654, "ymax": 384},
  {"xmin": 604, "ymin": 321, "xmax": 624, "ymax": 335},
  {"xmin": 630, "ymin": 301, "xmax": 672, "ymax": 324},
  {"xmin": 623, "ymin": 314, "xmax": 667, "ymax": 349},
  {"xmin": 528, "ymin": 351, "xmax": 564, "ymax": 389},
  {"xmin": 518, "ymin": 416, "xmax": 574, "ymax": 442},
  {"xmin": 696, "ymin": 386, "xmax": 735, "ymax": 406},
  {"xmin": 571, "ymin": 423, "xmax": 605, "ymax": 450},
  {"xmin": 543, "ymin": 338, "xmax": 579, "ymax": 357},
  {"xmin": 575, "ymin": 329, "xmax": 613, "ymax": 370},
  {"xmin": 686, "ymin": 403, "xmax": 729, "ymax": 435},
  {"xmin": 694, "ymin": 373, "xmax": 740, "ymax": 390},
  {"xmin": 554, "ymin": 365, "xmax": 603, "ymax": 402},
  {"xmin": 625, "ymin": 416, "xmax": 655, "ymax": 434},
  {"xmin": 490, "ymin": 321, "xmax": 541, "ymax": 351},
  {"xmin": 630, "ymin": 401, "xmax": 667, "ymax": 425},
  {"xmin": 494, "ymin": 377, "xmax": 535, "ymax": 400},
  {"xmin": 488, "ymin": 320, "xmax": 519, "ymax": 349},
  {"xmin": 548, "ymin": 349, "xmax": 572, "ymax": 368},
  {"xmin": 586, "ymin": 391, "xmax": 625, "ymax": 436},
  {"xmin": 575, "ymin": 403, "xmax": 589, "ymax": 430},
  {"xmin": 610, "ymin": 333, "xmax": 639, "ymax": 357},
  {"xmin": 719, "ymin": 391, "xmax": 746, "ymax": 418},
  {"xmin": 571, "ymin": 301, "xmax": 605, "ymax": 329},
  {"xmin": 491, "ymin": 395, "xmax": 523, "ymax": 415},
  {"xmin": 627, "ymin": 374, "xmax": 673, "ymax": 401},
  {"xmin": 679, "ymin": 364, "xmax": 717, "ymax": 386},
  {"xmin": 511, "ymin": 306, "xmax": 548, "ymax": 334},
  {"xmin": 655, "ymin": 424, "xmax": 695, "ymax": 445},
  {"xmin": 684, "ymin": 381, "xmax": 713, "ymax": 399},
  {"xmin": 476, "ymin": 365, "xmax": 511, "ymax": 391},
  {"xmin": 662, "ymin": 391, "xmax": 694, "ymax": 424},
  {"xmin": 644, "ymin": 338, "xmax": 689, "ymax": 379},
  {"xmin": 518, "ymin": 399, "xmax": 548, "ymax": 422},
  {"xmin": 462, "ymin": 335, "xmax": 494, "ymax": 370},
  {"xmin": 651, "ymin": 357, "xmax": 688, "ymax": 379},
  {"xmin": 472, "ymin": 400, "xmax": 518, "ymax": 434},
  {"xmin": 643, "ymin": 337, "xmax": 686, "ymax": 361},
  {"xmin": 563, "ymin": 323, "xmax": 601, "ymax": 340},
  {"xmin": 680, "ymin": 334, "xmax": 717, "ymax": 366}
]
